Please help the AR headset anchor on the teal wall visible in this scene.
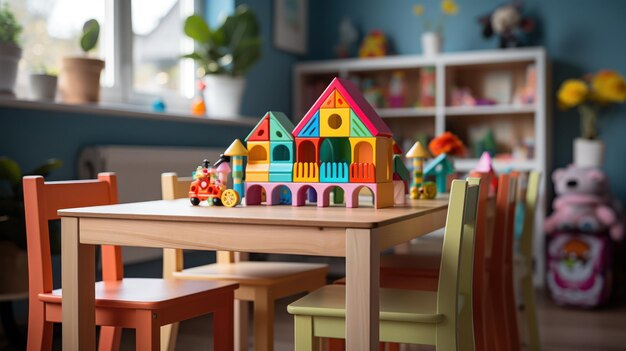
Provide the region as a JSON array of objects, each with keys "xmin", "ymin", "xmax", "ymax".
[{"xmin": 306, "ymin": 0, "xmax": 626, "ymax": 203}]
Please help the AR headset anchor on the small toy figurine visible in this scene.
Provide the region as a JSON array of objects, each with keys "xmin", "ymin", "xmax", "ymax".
[
  {"xmin": 362, "ymin": 78, "xmax": 384, "ymax": 108},
  {"xmin": 470, "ymin": 151, "xmax": 498, "ymax": 195},
  {"xmin": 419, "ymin": 67, "xmax": 436, "ymax": 107},
  {"xmin": 224, "ymin": 139, "xmax": 248, "ymax": 201},
  {"xmin": 358, "ymin": 30, "xmax": 388, "ymax": 58},
  {"xmin": 406, "ymin": 141, "xmax": 436, "ymax": 199},
  {"xmin": 152, "ymin": 98, "xmax": 166, "ymax": 112},
  {"xmin": 189, "ymin": 156, "xmax": 240, "ymax": 208},
  {"xmin": 191, "ymin": 79, "xmax": 206, "ymax": 116},
  {"xmin": 479, "ymin": 1, "xmax": 536, "ymax": 48},
  {"xmin": 387, "ymin": 71, "xmax": 406, "ymax": 108}
]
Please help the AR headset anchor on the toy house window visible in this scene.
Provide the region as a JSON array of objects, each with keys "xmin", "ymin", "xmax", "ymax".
[
  {"xmin": 328, "ymin": 114, "xmax": 343, "ymax": 130},
  {"xmin": 353, "ymin": 142, "xmax": 374, "ymax": 164},
  {"xmin": 273, "ymin": 145, "xmax": 291, "ymax": 162},
  {"xmin": 297, "ymin": 140, "xmax": 317, "ymax": 163},
  {"xmin": 320, "ymin": 138, "xmax": 350, "ymax": 163},
  {"xmin": 249, "ymin": 145, "xmax": 268, "ymax": 162}
]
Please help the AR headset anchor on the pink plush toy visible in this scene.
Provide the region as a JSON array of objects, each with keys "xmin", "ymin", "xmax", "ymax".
[{"xmin": 545, "ymin": 165, "xmax": 624, "ymax": 241}]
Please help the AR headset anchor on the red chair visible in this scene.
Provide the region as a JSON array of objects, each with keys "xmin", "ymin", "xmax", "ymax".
[{"xmin": 23, "ymin": 173, "xmax": 238, "ymax": 350}]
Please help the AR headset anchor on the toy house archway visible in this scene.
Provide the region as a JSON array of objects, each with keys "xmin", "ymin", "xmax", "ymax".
[
  {"xmin": 353, "ymin": 141, "xmax": 374, "ymax": 164},
  {"xmin": 249, "ymin": 145, "xmax": 268, "ymax": 162}
]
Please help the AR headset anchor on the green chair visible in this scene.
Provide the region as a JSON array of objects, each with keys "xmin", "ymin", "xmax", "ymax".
[{"xmin": 287, "ymin": 178, "xmax": 480, "ymax": 351}]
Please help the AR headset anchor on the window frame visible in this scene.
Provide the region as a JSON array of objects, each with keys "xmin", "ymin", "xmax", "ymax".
[{"xmin": 101, "ymin": 0, "xmax": 202, "ymax": 111}]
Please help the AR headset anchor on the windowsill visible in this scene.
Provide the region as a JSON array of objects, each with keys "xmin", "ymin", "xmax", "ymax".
[{"xmin": 0, "ymin": 97, "xmax": 260, "ymax": 127}]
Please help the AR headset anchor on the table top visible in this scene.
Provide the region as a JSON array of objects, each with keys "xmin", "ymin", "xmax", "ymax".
[{"xmin": 58, "ymin": 197, "xmax": 449, "ymax": 229}]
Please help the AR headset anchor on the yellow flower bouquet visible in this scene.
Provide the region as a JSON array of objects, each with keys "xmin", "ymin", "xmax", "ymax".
[{"xmin": 558, "ymin": 70, "xmax": 626, "ymax": 139}]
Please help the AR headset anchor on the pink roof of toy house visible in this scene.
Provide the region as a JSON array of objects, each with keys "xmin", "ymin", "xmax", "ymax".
[{"xmin": 292, "ymin": 77, "xmax": 393, "ymax": 137}]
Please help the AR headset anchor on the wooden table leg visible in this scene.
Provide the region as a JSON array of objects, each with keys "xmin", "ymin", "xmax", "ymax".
[
  {"xmin": 345, "ymin": 228, "xmax": 379, "ymax": 351},
  {"xmin": 61, "ymin": 217, "xmax": 96, "ymax": 351}
]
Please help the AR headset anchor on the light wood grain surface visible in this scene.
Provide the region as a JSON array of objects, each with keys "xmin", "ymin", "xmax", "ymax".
[{"xmin": 58, "ymin": 197, "xmax": 448, "ymax": 229}]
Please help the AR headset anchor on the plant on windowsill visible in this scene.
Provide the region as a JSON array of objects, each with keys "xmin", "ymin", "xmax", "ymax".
[
  {"xmin": 0, "ymin": 3, "xmax": 22, "ymax": 97},
  {"xmin": 557, "ymin": 70, "xmax": 626, "ymax": 167},
  {"xmin": 59, "ymin": 19, "xmax": 105, "ymax": 104},
  {"xmin": 183, "ymin": 5, "xmax": 262, "ymax": 118},
  {"xmin": 29, "ymin": 64, "xmax": 58, "ymax": 101},
  {"xmin": 0, "ymin": 157, "xmax": 62, "ymax": 298}
]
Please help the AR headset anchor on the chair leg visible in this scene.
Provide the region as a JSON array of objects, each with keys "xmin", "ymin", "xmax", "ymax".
[
  {"xmin": 160, "ymin": 323, "xmax": 179, "ymax": 351},
  {"xmin": 26, "ymin": 301, "xmax": 53, "ymax": 351},
  {"xmin": 504, "ymin": 272, "xmax": 521, "ymax": 351},
  {"xmin": 98, "ymin": 326, "xmax": 122, "ymax": 351},
  {"xmin": 253, "ymin": 289, "xmax": 274, "ymax": 351},
  {"xmin": 214, "ymin": 300, "xmax": 235, "ymax": 351},
  {"xmin": 327, "ymin": 338, "xmax": 345, "ymax": 351},
  {"xmin": 435, "ymin": 321, "xmax": 457, "ymax": 351},
  {"xmin": 294, "ymin": 315, "xmax": 318, "ymax": 351},
  {"xmin": 387, "ymin": 343, "xmax": 400, "ymax": 351},
  {"xmin": 521, "ymin": 274, "xmax": 540, "ymax": 351},
  {"xmin": 235, "ymin": 300, "xmax": 249, "ymax": 351},
  {"xmin": 136, "ymin": 311, "xmax": 159, "ymax": 351}
]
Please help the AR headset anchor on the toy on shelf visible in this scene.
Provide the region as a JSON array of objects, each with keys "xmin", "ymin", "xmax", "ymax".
[
  {"xmin": 418, "ymin": 67, "xmax": 436, "ymax": 107},
  {"xmin": 406, "ymin": 141, "xmax": 436, "ymax": 199},
  {"xmin": 479, "ymin": 2, "xmax": 536, "ymax": 48},
  {"xmin": 335, "ymin": 17, "xmax": 358, "ymax": 58},
  {"xmin": 362, "ymin": 78, "xmax": 384, "ymax": 108},
  {"xmin": 544, "ymin": 165, "xmax": 624, "ymax": 307},
  {"xmin": 387, "ymin": 71, "xmax": 406, "ymax": 108},
  {"xmin": 244, "ymin": 77, "xmax": 398, "ymax": 208},
  {"xmin": 358, "ymin": 30, "xmax": 388, "ymax": 58},
  {"xmin": 513, "ymin": 64, "xmax": 537, "ymax": 105},
  {"xmin": 450, "ymin": 86, "xmax": 477, "ymax": 106},
  {"xmin": 188, "ymin": 155, "xmax": 240, "ymax": 208},
  {"xmin": 191, "ymin": 79, "xmax": 206, "ymax": 116}
]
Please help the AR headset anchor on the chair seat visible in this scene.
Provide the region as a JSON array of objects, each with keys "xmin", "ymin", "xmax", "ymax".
[
  {"xmin": 173, "ymin": 261, "xmax": 328, "ymax": 286},
  {"xmin": 39, "ymin": 278, "xmax": 238, "ymax": 310},
  {"xmin": 287, "ymin": 285, "xmax": 444, "ymax": 324}
]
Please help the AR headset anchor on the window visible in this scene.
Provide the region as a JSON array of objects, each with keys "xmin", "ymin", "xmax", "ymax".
[{"xmin": 9, "ymin": 0, "xmax": 219, "ymax": 110}]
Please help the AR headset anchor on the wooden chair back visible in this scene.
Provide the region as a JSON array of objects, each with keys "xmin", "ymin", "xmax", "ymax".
[
  {"xmin": 22, "ymin": 173, "xmax": 123, "ymax": 301},
  {"xmin": 161, "ymin": 173, "xmax": 237, "ymax": 266},
  {"xmin": 436, "ymin": 179, "xmax": 479, "ymax": 331},
  {"xmin": 519, "ymin": 171, "xmax": 541, "ymax": 263}
]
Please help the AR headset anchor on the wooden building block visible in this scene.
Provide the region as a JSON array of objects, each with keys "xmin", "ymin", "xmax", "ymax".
[{"xmin": 320, "ymin": 108, "xmax": 350, "ymax": 137}]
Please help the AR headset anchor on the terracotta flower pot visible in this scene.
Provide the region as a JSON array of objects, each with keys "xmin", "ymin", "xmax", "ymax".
[{"xmin": 59, "ymin": 57, "xmax": 104, "ymax": 103}]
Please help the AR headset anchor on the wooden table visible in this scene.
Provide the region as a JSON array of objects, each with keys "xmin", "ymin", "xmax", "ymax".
[{"xmin": 59, "ymin": 197, "xmax": 448, "ymax": 350}]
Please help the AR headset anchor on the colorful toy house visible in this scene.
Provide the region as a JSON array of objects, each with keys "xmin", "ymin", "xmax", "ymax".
[
  {"xmin": 244, "ymin": 77, "xmax": 397, "ymax": 208},
  {"xmin": 423, "ymin": 153, "xmax": 454, "ymax": 193}
]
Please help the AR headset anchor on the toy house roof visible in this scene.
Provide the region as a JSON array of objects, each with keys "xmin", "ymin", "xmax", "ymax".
[
  {"xmin": 224, "ymin": 139, "xmax": 248, "ymax": 156},
  {"xmin": 424, "ymin": 153, "xmax": 454, "ymax": 176},
  {"xmin": 245, "ymin": 111, "xmax": 295, "ymax": 142},
  {"xmin": 292, "ymin": 77, "xmax": 393, "ymax": 138},
  {"xmin": 406, "ymin": 141, "xmax": 430, "ymax": 159},
  {"xmin": 473, "ymin": 152, "xmax": 495, "ymax": 173},
  {"xmin": 393, "ymin": 155, "xmax": 410, "ymax": 181}
]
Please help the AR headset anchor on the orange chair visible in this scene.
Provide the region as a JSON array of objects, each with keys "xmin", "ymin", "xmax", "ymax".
[{"xmin": 23, "ymin": 173, "xmax": 238, "ymax": 351}]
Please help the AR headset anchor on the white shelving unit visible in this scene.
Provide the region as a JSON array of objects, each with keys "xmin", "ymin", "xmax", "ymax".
[{"xmin": 294, "ymin": 47, "xmax": 550, "ymax": 286}]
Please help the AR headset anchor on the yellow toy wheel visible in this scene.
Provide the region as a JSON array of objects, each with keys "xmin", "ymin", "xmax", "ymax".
[
  {"xmin": 221, "ymin": 189, "xmax": 240, "ymax": 208},
  {"xmin": 421, "ymin": 182, "xmax": 438, "ymax": 199}
]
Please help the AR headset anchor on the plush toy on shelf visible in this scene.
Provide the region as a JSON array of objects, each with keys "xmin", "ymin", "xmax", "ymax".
[
  {"xmin": 478, "ymin": 1, "xmax": 535, "ymax": 48},
  {"xmin": 358, "ymin": 30, "xmax": 388, "ymax": 58}
]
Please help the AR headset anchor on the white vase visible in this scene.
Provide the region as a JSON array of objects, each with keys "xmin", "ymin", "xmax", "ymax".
[
  {"xmin": 30, "ymin": 74, "xmax": 58, "ymax": 100},
  {"xmin": 421, "ymin": 32, "xmax": 442, "ymax": 57},
  {"xmin": 0, "ymin": 43, "xmax": 22, "ymax": 97},
  {"xmin": 203, "ymin": 75, "xmax": 246, "ymax": 118},
  {"xmin": 574, "ymin": 138, "xmax": 605, "ymax": 168}
]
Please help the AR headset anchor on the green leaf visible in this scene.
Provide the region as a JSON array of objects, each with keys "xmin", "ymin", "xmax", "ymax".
[
  {"xmin": 184, "ymin": 15, "xmax": 211, "ymax": 43},
  {"xmin": 81, "ymin": 19, "xmax": 100, "ymax": 53},
  {"xmin": 0, "ymin": 157, "xmax": 21, "ymax": 186},
  {"xmin": 181, "ymin": 52, "xmax": 205, "ymax": 61},
  {"xmin": 27, "ymin": 159, "xmax": 62, "ymax": 178}
]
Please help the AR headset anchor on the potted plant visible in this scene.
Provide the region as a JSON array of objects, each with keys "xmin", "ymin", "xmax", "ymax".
[
  {"xmin": 413, "ymin": 0, "xmax": 459, "ymax": 56},
  {"xmin": 557, "ymin": 70, "xmax": 626, "ymax": 167},
  {"xmin": 183, "ymin": 5, "xmax": 262, "ymax": 118},
  {"xmin": 30, "ymin": 65, "xmax": 58, "ymax": 101},
  {"xmin": 59, "ymin": 19, "xmax": 104, "ymax": 103},
  {"xmin": 0, "ymin": 3, "xmax": 22, "ymax": 97}
]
